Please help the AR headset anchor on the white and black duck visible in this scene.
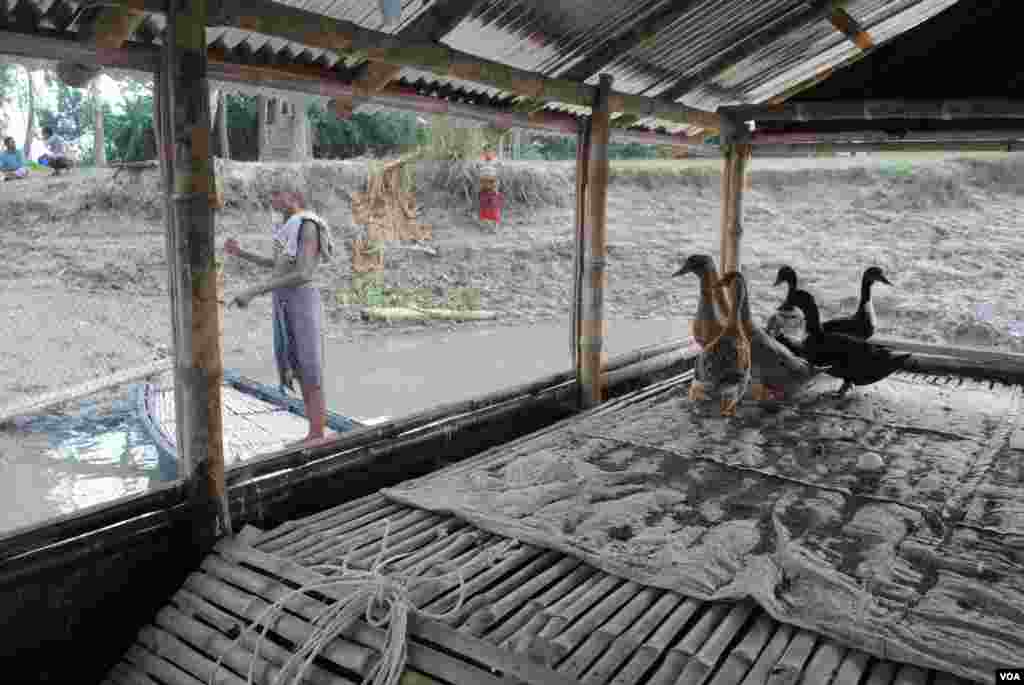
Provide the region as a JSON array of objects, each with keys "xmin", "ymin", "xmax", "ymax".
[{"xmin": 765, "ymin": 265, "xmax": 806, "ymax": 346}]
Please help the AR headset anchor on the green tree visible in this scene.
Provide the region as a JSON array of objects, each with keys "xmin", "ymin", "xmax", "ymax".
[{"xmin": 0, "ymin": 64, "xmax": 18, "ymax": 131}]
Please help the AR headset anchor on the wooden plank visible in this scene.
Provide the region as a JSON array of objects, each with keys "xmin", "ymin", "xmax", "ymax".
[
  {"xmin": 171, "ymin": 588, "xmax": 356, "ymax": 685},
  {"xmin": 830, "ymin": 649, "xmax": 870, "ymax": 685},
  {"xmin": 491, "ymin": 564, "xmax": 597, "ymax": 648},
  {"xmin": 724, "ymin": 98, "xmax": 1024, "ymax": 123},
  {"xmin": 708, "ymin": 612, "xmax": 776, "ymax": 685},
  {"xmin": 579, "ymin": 73, "xmax": 613, "ymax": 409},
  {"xmin": 580, "ymin": 592, "xmax": 681, "ymax": 685},
  {"xmin": 608, "ymin": 597, "xmax": 702, "ymax": 685},
  {"xmin": 558, "ymin": 586, "xmax": 658, "ymax": 680},
  {"xmin": 212, "ymin": 540, "xmax": 538, "ymax": 685},
  {"xmin": 681, "ymin": 600, "xmax": 757, "ymax": 684},
  {"xmin": 137, "ymin": 624, "xmax": 248, "ymax": 685},
  {"xmin": 0, "ymin": 359, "xmax": 171, "ymax": 424},
  {"xmin": 550, "ymin": 580, "xmax": 643, "ymax": 669},
  {"xmin": 797, "ymin": 639, "xmax": 845, "ymax": 685},
  {"xmin": 766, "ymin": 629, "xmax": 817, "ymax": 685},
  {"xmin": 163, "ymin": 0, "xmax": 231, "ymax": 541},
  {"xmin": 255, "ymin": 492, "xmax": 388, "ymax": 548},
  {"xmin": 648, "ymin": 603, "xmax": 731, "ymax": 685},
  {"xmin": 739, "ymin": 623, "xmax": 794, "ymax": 685},
  {"xmin": 123, "ymin": 644, "xmax": 206, "ymax": 685}
]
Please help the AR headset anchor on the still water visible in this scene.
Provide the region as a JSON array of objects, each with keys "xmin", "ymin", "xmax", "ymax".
[{"xmin": 0, "ymin": 317, "xmax": 689, "ymax": 535}]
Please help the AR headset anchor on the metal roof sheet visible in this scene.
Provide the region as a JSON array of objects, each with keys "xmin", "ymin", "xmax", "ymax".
[{"xmin": 1, "ymin": 0, "xmax": 969, "ymax": 137}]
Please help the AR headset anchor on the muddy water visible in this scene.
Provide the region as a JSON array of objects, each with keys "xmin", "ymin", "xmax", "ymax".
[
  {"xmin": 0, "ymin": 318, "xmax": 689, "ymax": 536},
  {"xmin": 227, "ymin": 317, "xmax": 691, "ymax": 420}
]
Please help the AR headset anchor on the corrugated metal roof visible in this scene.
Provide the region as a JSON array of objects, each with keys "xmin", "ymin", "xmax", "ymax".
[{"xmin": 1, "ymin": 0, "xmax": 968, "ymax": 138}]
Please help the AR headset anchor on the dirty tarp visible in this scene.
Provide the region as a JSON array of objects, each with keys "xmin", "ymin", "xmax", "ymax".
[{"xmin": 382, "ymin": 374, "xmax": 1024, "ymax": 683}]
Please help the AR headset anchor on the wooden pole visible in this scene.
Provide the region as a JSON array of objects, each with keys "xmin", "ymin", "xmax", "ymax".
[
  {"xmin": 718, "ymin": 142, "xmax": 751, "ymax": 308},
  {"xmin": 256, "ymin": 94, "xmax": 267, "ymax": 161},
  {"xmin": 162, "ymin": 0, "xmax": 231, "ymax": 544},
  {"xmin": 579, "ymin": 74, "xmax": 613, "ymax": 409},
  {"xmin": 571, "ymin": 116, "xmax": 591, "ymax": 376},
  {"xmin": 217, "ymin": 90, "xmax": 230, "ymax": 159},
  {"xmin": 92, "ymin": 79, "xmax": 106, "ymax": 167}
]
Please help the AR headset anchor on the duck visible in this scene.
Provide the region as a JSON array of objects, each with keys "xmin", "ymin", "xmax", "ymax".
[
  {"xmin": 717, "ymin": 271, "xmax": 827, "ymax": 401},
  {"xmin": 821, "ymin": 266, "xmax": 892, "ymax": 339},
  {"xmin": 691, "ymin": 271, "xmax": 751, "ymax": 416},
  {"xmin": 672, "ymin": 254, "xmax": 732, "ymax": 348},
  {"xmin": 764, "ymin": 265, "xmax": 806, "ymax": 345},
  {"xmin": 782, "ymin": 288, "xmax": 911, "ymax": 397}
]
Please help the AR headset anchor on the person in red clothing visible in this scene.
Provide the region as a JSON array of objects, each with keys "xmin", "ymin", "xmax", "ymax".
[{"xmin": 478, "ymin": 149, "xmax": 502, "ymax": 229}]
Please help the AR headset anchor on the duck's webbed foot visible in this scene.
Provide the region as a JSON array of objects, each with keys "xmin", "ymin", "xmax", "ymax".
[
  {"xmin": 689, "ymin": 381, "xmax": 708, "ymax": 401},
  {"xmin": 834, "ymin": 380, "xmax": 853, "ymax": 398},
  {"xmin": 721, "ymin": 396, "xmax": 740, "ymax": 416}
]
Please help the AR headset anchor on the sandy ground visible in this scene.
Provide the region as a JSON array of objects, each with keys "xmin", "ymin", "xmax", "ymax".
[
  {"xmin": 2, "ymin": 153, "xmax": 1024, "ymax": 532},
  {"xmin": 2, "ymin": 153, "xmax": 1023, "ymax": 408}
]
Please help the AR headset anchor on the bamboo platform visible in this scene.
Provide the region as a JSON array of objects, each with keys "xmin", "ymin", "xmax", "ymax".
[
  {"xmin": 104, "ymin": 495, "xmax": 974, "ymax": 685},
  {"xmin": 101, "ymin": 367, "xmax": 1024, "ymax": 685}
]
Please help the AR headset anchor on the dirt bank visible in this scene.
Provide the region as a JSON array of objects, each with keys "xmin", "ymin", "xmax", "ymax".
[{"xmin": 2, "ymin": 153, "xmax": 1024, "ymax": 406}]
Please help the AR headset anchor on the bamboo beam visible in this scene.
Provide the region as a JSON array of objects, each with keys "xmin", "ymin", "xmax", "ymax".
[
  {"xmin": 723, "ymin": 99, "xmax": 1024, "ymax": 123},
  {"xmin": 829, "ymin": 6, "xmax": 874, "ymax": 50},
  {"xmin": 56, "ymin": 0, "xmax": 146, "ymax": 87},
  {"xmin": 753, "ymin": 141, "xmax": 1024, "ymax": 156},
  {"xmin": 162, "ymin": 0, "xmax": 231, "ymax": 545},
  {"xmin": 751, "ymin": 129, "xmax": 1024, "ymax": 145},
  {"xmin": 579, "ymin": 74, "xmax": 613, "ymax": 409},
  {"xmin": 0, "ymin": 30, "xmax": 712, "ymax": 150},
  {"xmin": 718, "ymin": 142, "xmax": 751, "ymax": 307},
  {"xmin": 560, "ymin": 0, "xmax": 703, "ymax": 82},
  {"xmin": 658, "ymin": 0, "xmax": 838, "ymax": 102},
  {"xmin": 330, "ymin": 60, "xmax": 403, "ymax": 118}
]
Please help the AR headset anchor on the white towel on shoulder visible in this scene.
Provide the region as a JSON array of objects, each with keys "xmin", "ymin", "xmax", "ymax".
[{"xmin": 272, "ymin": 211, "xmax": 334, "ymax": 262}]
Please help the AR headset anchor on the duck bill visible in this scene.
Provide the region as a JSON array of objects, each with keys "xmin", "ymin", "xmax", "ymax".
[
  {"xmin": 672, "ymin": 266, "xmax": 693, "ymax": 277},
  {"xmin": 877, "ymin": 275, "xmax": 892, "ymax": 286}
]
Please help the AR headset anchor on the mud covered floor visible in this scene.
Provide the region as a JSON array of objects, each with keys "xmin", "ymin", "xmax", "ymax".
[{"xmin": 384, "ymin": 372, "xmax": 1024, "ymax": 682}]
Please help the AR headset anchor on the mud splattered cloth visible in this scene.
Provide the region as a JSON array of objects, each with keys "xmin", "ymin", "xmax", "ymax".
[{"xmin": 383, "ymin": 373, "xmax": 1024, "ymax": 682}]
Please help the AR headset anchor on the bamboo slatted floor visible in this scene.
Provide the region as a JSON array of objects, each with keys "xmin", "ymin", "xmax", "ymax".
[{"xmin": 103, "ymin": 489, "xmax": 973, "ymax": 685}]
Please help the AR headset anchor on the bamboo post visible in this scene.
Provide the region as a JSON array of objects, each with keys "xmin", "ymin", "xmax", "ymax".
[
  {"xmin": 217, "ymin": 90, "xmax": 230, "ymax": 160},
  {"xmin": 571, "ymin": 119, "xmax": 591, "ymax": 373},
  {"xmin": 256, "ymin": 94, "xmax": 267, "ymax": 160},
  {"xmin": 162, "ymin": 0, "xmax": 231, "ymax": 544},
  {"xmin": 579, "ymin": 74, "xmax": 613, "ymax": 409},
  {"xmin": 718, "ymin": 117, "xmax": 751, "ymax": 308}
]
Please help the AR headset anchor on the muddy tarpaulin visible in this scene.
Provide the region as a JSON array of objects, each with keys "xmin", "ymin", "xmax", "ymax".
[{"xmin": 383, "ymin": 373, "xmax": 1024, "ymax": 682}]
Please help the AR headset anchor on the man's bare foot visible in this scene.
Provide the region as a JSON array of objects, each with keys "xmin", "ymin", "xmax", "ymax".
[{"xmin": 286, "ymin": 434, "xmax": 330, "ymax": 449}]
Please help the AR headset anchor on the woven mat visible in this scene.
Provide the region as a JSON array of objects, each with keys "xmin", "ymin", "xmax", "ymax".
[{"xmin": 384, "ymin": 374, "xmax": 1024, "ymax": 683}]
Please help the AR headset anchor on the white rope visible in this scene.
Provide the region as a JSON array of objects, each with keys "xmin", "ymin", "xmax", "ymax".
[{"xmin": 208, "ymin": 518, "xmax": 518, "ymax": 685}]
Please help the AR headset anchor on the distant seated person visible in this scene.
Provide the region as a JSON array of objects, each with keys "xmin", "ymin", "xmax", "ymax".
[
  {"xmin": 0, "ymin": 136, "xmax": 28, "ymax": 181},
  {"xmin": 38, "ymin": 126, "xmax": 72, "ymax": 176}
]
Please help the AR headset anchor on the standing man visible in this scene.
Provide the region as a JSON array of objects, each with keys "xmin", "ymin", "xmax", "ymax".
[
  {"xmin": 0, "ymin": 137, "xmax": 29, "ymax": 180},
  {"xmin": 224, "ymin": 190, "xmax": 335, "ymax": 447}
]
